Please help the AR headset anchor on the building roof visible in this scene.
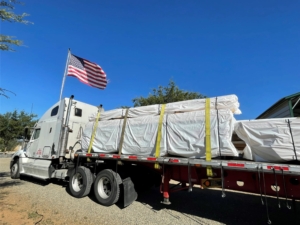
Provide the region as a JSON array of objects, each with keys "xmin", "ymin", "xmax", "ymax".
[{"xmin": 256, "ymin": 92, "xmax": 300, "ymax": 119}]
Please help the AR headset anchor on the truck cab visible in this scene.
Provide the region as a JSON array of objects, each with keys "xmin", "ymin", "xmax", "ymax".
[{"xmin": 10, "ymin": 97, "xmax": 98, "ymax": 180}]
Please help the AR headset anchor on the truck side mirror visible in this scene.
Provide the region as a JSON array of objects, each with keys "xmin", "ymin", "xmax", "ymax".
[{"xmin": 24, "ymin": 127, "xmax": 30, "ymax": 140}]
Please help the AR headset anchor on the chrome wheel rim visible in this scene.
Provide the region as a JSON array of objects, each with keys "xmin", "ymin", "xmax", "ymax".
[
  {"xmin": 97, "ymin": 177, "xmax": 111, "ymax": 199},
  {"xmin": 72, "ymin": 173, "xmax": 83, "ymax": 192}
]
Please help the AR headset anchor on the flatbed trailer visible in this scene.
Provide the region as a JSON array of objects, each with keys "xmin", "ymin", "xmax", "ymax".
[
  {"xmin": 9, "ymin": 96, "xmax": 300, "ymax": 224},
  {"xmin": 74, "ymin": 151, "xmax": 300, "ymax": 201}
]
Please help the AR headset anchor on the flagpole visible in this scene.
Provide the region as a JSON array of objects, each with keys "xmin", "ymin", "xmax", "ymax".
[{"xmin": 59, "ymin": 48, "xmax": 71, "ymax": 101}]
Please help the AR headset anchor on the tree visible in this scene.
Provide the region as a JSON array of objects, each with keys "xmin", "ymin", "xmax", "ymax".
[
  {"xmin": 0, "ymin": 0, "xmax": 31, "ymax": 51},
  {"xmin": 0, "ymin": 87, "xmax": 16, "ymax": 98},
  {"xmin": 133, "ymin": 80, "xmax": 206, "ymax": 107},
  {"xmin": 0, "ymin": 110, "xmax": 37, "ymax": 151},
  {"xmin": 0, "ymin": 1, "xmax": 31, "ymax": 97}
]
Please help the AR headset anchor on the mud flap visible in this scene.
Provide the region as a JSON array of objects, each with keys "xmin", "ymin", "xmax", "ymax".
[{"xmin": 123, "ymin": 177, "xmax": 138, "ymax": 207}]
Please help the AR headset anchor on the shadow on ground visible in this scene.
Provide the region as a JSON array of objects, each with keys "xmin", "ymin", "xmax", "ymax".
[
  {"xmin": 0, "ymin": 172, "xmax": 23, "ymax": 188},
  {"xmin": 135, "ymin": 186, "xmax": 300, "ymax": 225},
  {"xmin": 19, "ymin": 175, "xmax": 50, "ymax": 186},
  {"xmin": 0, "ymin": 172, "xmax": 10, "ymax": 178},
  {"xmin": 0, "ymin": 180, "xmax": 23, "ymax": 188},
  {"xmin": 20, "ymin": 173, "xmax": 300, "ymax": 225},
  {"xmin": 61, "ymin": 178, "xmax": 300, "ymax": 225}
]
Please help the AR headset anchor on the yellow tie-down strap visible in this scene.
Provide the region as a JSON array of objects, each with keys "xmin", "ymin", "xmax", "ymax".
[
  {"xmin": 118, "ymin": 108, "xmax": 129, "ymax": 156},
  {"xmin": 87, "ymin": 107, "xmax": 102, "ymax": 154},
  {"xmin": 205, "ymin": 98, "xmax": 213, "ymax": 177},
  {"xmin": 154, "ymin": 104, "xmax": 166, "ymax": 169},
  {"xmin": 117, "ymin": 108, "xmax": 129, "ymax": 166}
]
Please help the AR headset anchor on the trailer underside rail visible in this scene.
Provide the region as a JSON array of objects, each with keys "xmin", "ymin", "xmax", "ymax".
[
  {"xmin": 71, "ymin": 152, "xmax": 300, "ymax": 206},
  {"xmin": 76, "ymin": 153, "xmax": 300, "ymax": 175}
]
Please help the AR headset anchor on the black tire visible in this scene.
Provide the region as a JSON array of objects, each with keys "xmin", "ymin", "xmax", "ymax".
[
  {"xmin": 94, "ymin": 169, "xmax": 121, "ymax": 206},
  {"xmin": 11, "ymin": 158, "xmax": 20, "ymax": 179},
  {"xmin": 69, "ymin": 166, "xmax": 93, "ymax": 198}
]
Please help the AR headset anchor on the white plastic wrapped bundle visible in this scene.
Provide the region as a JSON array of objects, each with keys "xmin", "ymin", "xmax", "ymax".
[
  {"xmin": 234, "ymin": 118, "xmax": 300, "ymax": 162},
  {"xmin": 81, "ymin": 119, "xmax": 123, "ymax": 153},
  {"xmin": 121, "ymin": 115, "xmax": 167, "ymax": 156},
  {"xmin": 99, "ymin": 108, "xmax": 127, "ymax": 121},
  {"xmin": 82, "ymin": 109, "xmax": 238, "ymax": 158},
  {"xmin": 94, "ymin": 94, "xmax": 241, "ymax": 121},
  {"xmin": 165, "ymin": 94, "xmax": 241, "ymax": 115},
  {"xmin": 167, "ymin": 109, "xmax": 238, "ymax": 158},
  {"xmin": 128, "ymin": 104, "xmax": 161, "ymax": 118},
  {"xmin": 82, "ymin": 114, "xmax": 167, "ymax": 156},
  {"xmin": 94, "ymin": 105, "xmax": 160, "ymax": 121}
]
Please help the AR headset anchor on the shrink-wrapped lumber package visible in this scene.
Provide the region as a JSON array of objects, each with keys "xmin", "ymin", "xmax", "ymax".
[
  {"xmin": 234, "ymin": 118, "xmax": 300, "ymax": 162},
  {"xmin": 81, "ymin": 94, "xmax": 240, "ymax": 158},
  {"xmin": 165, "ymin": 109, "xmax": 237, "ymax": 158},
  {"xmin": 97, "ymin": 94, "xmax": 241, "ymax": 121}
]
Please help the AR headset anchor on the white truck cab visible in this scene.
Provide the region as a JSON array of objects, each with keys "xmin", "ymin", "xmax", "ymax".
[{"xmin": 10, "ymin": 96, "xmax": 98, "ymax": 180}]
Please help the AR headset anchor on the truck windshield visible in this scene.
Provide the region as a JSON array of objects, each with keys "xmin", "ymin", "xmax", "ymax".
[{"xmin": 32, "ymin": 128, "xmax": 41, "ymax": 140}]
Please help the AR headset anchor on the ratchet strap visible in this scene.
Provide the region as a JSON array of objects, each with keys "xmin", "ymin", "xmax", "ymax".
[
  {"xmin": 118, "ymin": 108, "xmax": 129, "ymax": 156},
  {"xmin": 154, "ymin": 104, "xmax": 166, "ymax": 169},
  {"xmin": 205, "ymin": 98, "xmax": 213, "ymax": 177},
  {"xmin": 87, "ymin": 106, "xmax": 102, "ymax": 154},
  {"xmin": 117, "ymin": 108, "xmax": 130, "ymax": 165}
]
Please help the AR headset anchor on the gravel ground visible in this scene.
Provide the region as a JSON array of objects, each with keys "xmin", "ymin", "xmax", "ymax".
[
  {"xmin": 1, "ymin": 157, "xmax": 300, "ymax": 225},
  {"xmin": 0, "ymin": 152, "xmax": 14, "ymax": 158}
]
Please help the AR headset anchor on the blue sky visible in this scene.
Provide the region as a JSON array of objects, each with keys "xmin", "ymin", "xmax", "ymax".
[{"xmin": 1, "ymin": 0, "xmax": 299, "ymax": 120}]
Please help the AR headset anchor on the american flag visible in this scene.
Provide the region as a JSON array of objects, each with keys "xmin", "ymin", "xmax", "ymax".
[{"xmin": 67, "ymin": 54, "xmax": 107, "ymax": 89}]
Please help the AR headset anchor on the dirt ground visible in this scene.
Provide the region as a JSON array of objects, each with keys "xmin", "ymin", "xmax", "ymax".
[
  {"xmin": 0, "ymin": 162, "xmax": 77, "ymax": 225},
  {"xmin": 0, "ymin": 183, "xmax": 63, "ymax": 225},
  {"xmin": 0, "ymin": 189, "xmax": 42, "ymax": 225}
]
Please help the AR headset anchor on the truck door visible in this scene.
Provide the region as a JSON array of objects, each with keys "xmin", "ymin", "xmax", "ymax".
[{"xmin": 26, "ymin": 128, "xmax": 42, "ymax": 158}]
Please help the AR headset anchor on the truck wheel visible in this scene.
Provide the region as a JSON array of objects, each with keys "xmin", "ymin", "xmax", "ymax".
[
  {"xmin": 69, "ymin": 166, "xmax": 93, "ymax": 198},
  {"xmin": 94, "ymin": 169, "xmax": 120, "ymax": 206},
  {"xmin": 11, "ymin": 159, "xmax": 20, "ymax": 179}
]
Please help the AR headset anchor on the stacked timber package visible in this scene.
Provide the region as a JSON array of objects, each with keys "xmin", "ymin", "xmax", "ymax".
[
  {"xmin": 81, "ymin": 95, "xmax": 240, "ymax": 159},
  {"xmin": 81, "ymin": 95, "xmax": 300, "ymax": 162},
  {"xmin": 235, "ymin": 118, "xmax": 300, "ymax": 162}
]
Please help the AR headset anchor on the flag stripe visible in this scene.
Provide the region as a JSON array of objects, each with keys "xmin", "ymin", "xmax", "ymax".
[
  {"xmin": 68, "ymin": 74, "xmax": 106, "ymax": 89},
  {"xmin": 68, "ymin": 70, "xmax": 106, "ymax": 89},
  {"xmin": 82, "ymin": 66, "xmax": 107, "ymax": 78},
  {"xmin": 68, "ymin": 71, "xmax": 107, "ymax": 88},
  {"xmin": 84, "ymin": 62, "xmax": 106, "ymax": 75},
  {"xmin": 67, "ymin": 54, "xmax": 107, "ymax": 89},
  {"xmin": 84, "ymin": 60, "xmax": 105, "ymax": 70},
  {"xmin": 68, "ymin": 67, "xmax": 107, "ymax": 86},
  {"xmin": 68, "ymin": 66, "xmax": 107, "ymax": 84}
]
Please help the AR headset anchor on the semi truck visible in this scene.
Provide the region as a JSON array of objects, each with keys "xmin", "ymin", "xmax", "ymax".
[{"xmin": 10, "ymin": 95, "xmax": 300, "ymax": 223}]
